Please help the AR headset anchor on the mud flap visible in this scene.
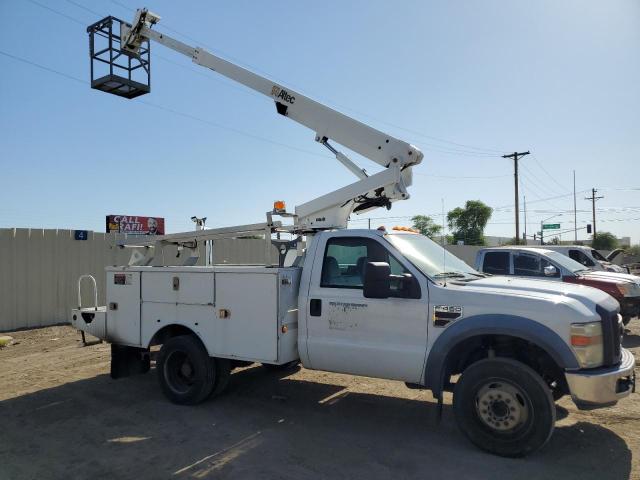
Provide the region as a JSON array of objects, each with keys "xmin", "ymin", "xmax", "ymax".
[{"xmin": 111, "ymin": 344, "xmax": 150, "ymax": 379}]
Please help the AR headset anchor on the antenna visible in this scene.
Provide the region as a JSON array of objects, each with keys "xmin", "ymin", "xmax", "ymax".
[{"xmin": 441, "ymin": 198, "xmax": 446, "ymax": 287}]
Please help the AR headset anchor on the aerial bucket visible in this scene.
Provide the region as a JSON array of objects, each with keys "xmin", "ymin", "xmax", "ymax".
[{"xmin": 87, "ymin": 16, "xmax": 150, "ymax": 99}]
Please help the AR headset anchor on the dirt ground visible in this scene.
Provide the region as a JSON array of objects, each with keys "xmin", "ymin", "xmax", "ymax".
[{"xmin": 0, "ymin": 324, "xmax": 639, "ymax": 480}]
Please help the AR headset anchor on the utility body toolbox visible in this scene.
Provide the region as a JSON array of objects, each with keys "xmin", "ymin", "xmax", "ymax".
[{"xmin": 71, "ymin": 266, "xmax": 301, "ymax": 364}]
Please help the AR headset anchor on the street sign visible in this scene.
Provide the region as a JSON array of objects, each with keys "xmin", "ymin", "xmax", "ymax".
[{"xmin": 542, "ymin": 223, "xmax": 560, "ymax": 230}]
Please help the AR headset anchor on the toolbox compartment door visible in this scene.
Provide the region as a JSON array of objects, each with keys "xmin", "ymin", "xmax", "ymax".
[
  {"xmin": 213, "ymin": 273, "xmax": 278, "ymax": 361},
  {"xmin": 142, "ymin": 271, "xmax": 214, "ymax": 305},
  {"xmin": 106, "ymin": 271, "xmax": 141, "ymax": 346}
]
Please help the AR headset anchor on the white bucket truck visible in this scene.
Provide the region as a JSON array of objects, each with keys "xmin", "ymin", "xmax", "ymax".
[{"xmin": 73, "ymin": 10, "xmax": 635, "ymax": 457}]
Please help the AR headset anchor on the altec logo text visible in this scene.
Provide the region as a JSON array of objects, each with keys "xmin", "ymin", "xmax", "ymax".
[{"xmin": 271, "ymin": 86, "xmax": 295, "ymax": 104}]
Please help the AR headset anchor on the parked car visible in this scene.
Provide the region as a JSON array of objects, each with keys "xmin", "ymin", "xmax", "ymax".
[
  {"xmin": 528, "ymin": 245, "xmax": 627, "ymax": 273},
  {"xmin": 475, "ymin": 247, "xmax": 640, "ymax": 325}
]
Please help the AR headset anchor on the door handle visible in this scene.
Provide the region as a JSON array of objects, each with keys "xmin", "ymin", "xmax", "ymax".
[{"xmin": 310, "ymin": 299, "xmax": 321, "ymax": 317}]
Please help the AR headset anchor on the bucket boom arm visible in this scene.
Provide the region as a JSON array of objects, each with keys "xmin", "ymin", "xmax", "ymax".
[{"xmin": 116, "ymin": 9, "xmax": 423, "ymax": 230}]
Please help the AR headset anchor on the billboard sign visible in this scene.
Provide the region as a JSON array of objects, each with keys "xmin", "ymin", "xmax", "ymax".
[{"xmin": 106, "ymin": 215, "xmax": 165, "ymax": 235}]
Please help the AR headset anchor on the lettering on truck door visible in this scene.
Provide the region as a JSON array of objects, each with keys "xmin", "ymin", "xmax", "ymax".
[{"xmin": 305, "ymin": 235, "xmax": 428, "ymax": 383}]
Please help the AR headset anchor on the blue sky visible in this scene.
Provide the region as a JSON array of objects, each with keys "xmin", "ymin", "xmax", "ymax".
[{"xmin": 1, "ymin": 0, "xmax": 638, "ymax": 243}]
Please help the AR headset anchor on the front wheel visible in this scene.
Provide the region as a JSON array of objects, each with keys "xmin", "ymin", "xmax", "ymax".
[
  {"xmin": 157, "ymin": 335, "xmax": 216, "ymax": 405},
  {"xmin": 453, "ymin": 358, "xmax": 555, "ymax": 457}
]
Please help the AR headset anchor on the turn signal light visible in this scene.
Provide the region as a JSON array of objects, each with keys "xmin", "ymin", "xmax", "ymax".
[
  {"xmin": 570, "ymin": 322, "xmax": 604, "ymax": 368},
  {"xmin": 570, "ymin": 334, "xmax": 602, "ymax": 347},
  {"xmin": 273, "ymin": 200, "xmax": 286, "ymax": 212}
]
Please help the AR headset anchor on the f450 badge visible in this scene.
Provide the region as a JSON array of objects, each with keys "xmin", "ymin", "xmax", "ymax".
[{"xmin": 433, "ymin": 305, "xmax": 463, "ymax": 327}]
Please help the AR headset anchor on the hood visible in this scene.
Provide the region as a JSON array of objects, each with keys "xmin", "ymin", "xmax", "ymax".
[
  {"xmin": 597, "ymin": 261, "xmax": 626, "ymax": 273},
  {"xmin": 461, "ymin": 276, "xmax": 617, "ymax": 309},
  {"xmin": 581, "ymin": 270, "xmax": 640, "ymax": 286}
]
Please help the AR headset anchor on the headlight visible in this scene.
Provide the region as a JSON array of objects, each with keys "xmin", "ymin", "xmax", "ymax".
[
  {"xmin": 570, "ymin": 322, "xmax": 603, "ymax": 368},
  {"xmin": 617, "ymin": 283, "xmax": 640, "ymax": 297}
]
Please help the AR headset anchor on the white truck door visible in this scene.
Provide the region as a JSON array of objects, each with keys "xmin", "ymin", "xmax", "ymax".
[{"xmin": 305, "ymin": 235, "xmax": 428, "ymax": 383}]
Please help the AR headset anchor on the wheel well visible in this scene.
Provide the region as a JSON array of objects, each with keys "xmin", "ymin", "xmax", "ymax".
[
  {"xmin": 442, "ymin": 334, "xmax": 568, "ymax": 395},
  {"xmin": 149, "ymin": 324, "xmax": 197, "ymax": 348}
]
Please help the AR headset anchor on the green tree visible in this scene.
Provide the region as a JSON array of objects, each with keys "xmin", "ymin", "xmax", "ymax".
[
  {"xmin": 591, "ymin": 231, "xmax": 618, "ymax": 250},
  {"xmin": 626, "ymin": 244, "xmax": 640, "ymax": 257},
  {"xmin": 411, "ymin": 215, "xmax": 442, "ymax": 239},
  {"xmin": 447, "ymin": 200, "xmax": 493, "ymax": 245}
]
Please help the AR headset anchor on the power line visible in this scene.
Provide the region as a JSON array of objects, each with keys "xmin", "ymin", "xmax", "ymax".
[
  {"xmin": 413, "ymin": 172, "xmax": 510, "ymax": 180},
  {"xmin": 530, "ymin": 155, "xmax": 571, "ymax": 194},
  {"xmin": 520, "ymin": 163, "xmax": 565, "ymax": 198},
  {"xmin": 0, "ymin": 50, "xmax": 85, "ymax": 85},
  {"xmin": 493, "ymin": 190, "xmax": 589, "ymax": 211},
  {"xmin": 518, "ymin": 172, "xmax": 566, "ymax": 210}
]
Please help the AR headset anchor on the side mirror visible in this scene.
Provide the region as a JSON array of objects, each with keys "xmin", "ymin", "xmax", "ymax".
[
  {"xmin": 543, "ymin": 265, "xmax": 558, "ymax": 277},
  {"xmin": 363, "ymin": 261, "xmax": 390, "ymax": 299}
]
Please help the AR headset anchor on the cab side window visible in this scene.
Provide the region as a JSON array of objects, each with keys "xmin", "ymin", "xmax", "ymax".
[
  {"xmin": 482, "ymin": 252, "xmax": 510, "ymax": 275},
  {"xmin": 321, "ymin": 238, "xmax": 372, "ymax": 288},
  {"xmin": 320, "ymin": 237, "xmax": 418, "ymax": 297},
  {"xmin": 569, "ymin": 249, "xmax": 595, "ymax": 267},
  {"xmin": 514, "ymin": 253, "xmax": 541, "ymax": 276},
  {"xmin": 513, "ymin": 253, "xmax": 559, "ymax": 277}
]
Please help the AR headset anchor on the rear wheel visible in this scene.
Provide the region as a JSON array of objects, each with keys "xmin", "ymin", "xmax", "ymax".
[
  {"xmin": 453, "ymin": 358, "xmax": 555, "ymax": 457},
  {"xmin": 157, "ymin": 335, "xmax": 215, "ymax": 405}
]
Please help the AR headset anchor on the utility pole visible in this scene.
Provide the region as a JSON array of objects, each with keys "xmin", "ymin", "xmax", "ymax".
[
  {"xmin": 573, "ymin": 171, "xmax": 577, "ymax": 242},
  {"xmin": 585, "ymin": 188, "xmax": 603, "ymax": 240},
  {"xmin": 502, "ymin": 151, "xmax": 530, "ymax": 245},
  {"xmin": 523, "ymin": 195, "xmax": 527, "ymax": 244}
]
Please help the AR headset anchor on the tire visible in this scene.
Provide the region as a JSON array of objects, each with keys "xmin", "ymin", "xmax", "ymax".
[
  {"xmin": 210, "ymin": 358, "xmax": 231, "ymax": 398},
  {"xmin": 157, "ymin": 335, "xmax": 216, "ymax": 405},
  {"xmin": 453, "ymin": 357, "xmax": 556, "ymax": 457}
]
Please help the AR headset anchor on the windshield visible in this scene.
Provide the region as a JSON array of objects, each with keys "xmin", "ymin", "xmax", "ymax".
[
  {"xmin": 385, "ymin": 233, "xmax": 479, "ymax": 279},
  {"xmin": 591, "ymin": 250, "xmax": 608, "ymax": 262},
  {"xmin": 544, "ymin": 251, "xmax": 589, "ymax": 273}
]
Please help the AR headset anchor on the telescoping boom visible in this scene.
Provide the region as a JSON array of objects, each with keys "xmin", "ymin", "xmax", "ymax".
[{"xmin": 89, "ymin": 9, "xmax": 423, "ymax": 234}]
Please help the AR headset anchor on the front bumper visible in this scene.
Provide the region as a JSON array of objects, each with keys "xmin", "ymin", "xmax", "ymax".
[{"xmin": 565, "ymin": 348, "xmax": 636, "ymax": 410}]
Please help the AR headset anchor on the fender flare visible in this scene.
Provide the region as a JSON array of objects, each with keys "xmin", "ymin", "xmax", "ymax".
[{"xmin": 424, "ymin": 314, "xmax": 579, "ymax": 398}]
